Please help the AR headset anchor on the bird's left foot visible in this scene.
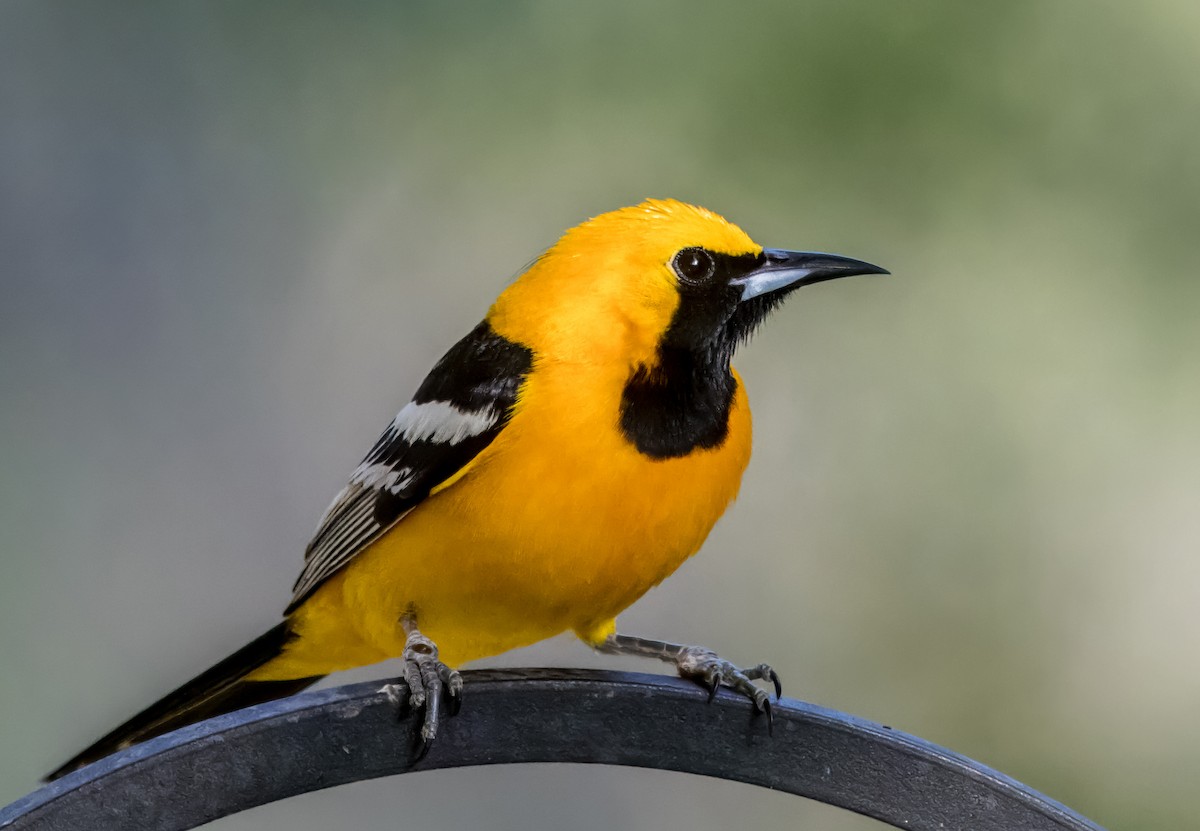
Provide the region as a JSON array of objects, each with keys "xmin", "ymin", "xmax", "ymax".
[{"xmin": 379, "ymin": 627, "xmax": 462, "ymax": 756}]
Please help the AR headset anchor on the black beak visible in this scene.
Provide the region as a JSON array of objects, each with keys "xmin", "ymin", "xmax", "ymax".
[{"xmin": 731, "ymin": 249, "xmax": 889, "ymax": 301}]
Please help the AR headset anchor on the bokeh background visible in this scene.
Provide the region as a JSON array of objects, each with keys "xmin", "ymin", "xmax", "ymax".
[{"xmin": 3, "ymin": 2, "xmax": 1198, "ymax": 829}]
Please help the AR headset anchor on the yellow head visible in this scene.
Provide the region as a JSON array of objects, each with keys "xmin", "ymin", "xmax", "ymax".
[
  {"xmin": 487, "ymin": 198, "xmax": 886, "ymax": 458},
  {"xmin": 489, "ymin": 198, "xmax": 883, "ymax": 368}
]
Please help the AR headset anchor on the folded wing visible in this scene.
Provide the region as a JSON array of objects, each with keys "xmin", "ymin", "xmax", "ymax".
[{"xmin": 287, "ymin": 320, "xmax": 533, "ymax": 613}]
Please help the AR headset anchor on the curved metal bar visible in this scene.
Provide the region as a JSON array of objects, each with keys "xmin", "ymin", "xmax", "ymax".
[{"xmin": 1, "ymin": 669, "xmax": 1105, "ymax": 831}]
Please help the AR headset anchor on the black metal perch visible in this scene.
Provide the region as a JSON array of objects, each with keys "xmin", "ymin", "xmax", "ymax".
[{"xmin": 0, "ymin": 668, "xmax": 1105, "ymax": 831}]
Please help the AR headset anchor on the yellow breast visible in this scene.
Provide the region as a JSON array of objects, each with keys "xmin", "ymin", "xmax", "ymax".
[{"xmin": 281, "ymin": 360, "xmax": 751, "ymax": 672}]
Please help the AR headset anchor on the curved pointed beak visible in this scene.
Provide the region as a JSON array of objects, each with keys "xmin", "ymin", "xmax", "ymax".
[{"xmin": 732, "ymin": 249, "xmax": 889, "ymax": 301}]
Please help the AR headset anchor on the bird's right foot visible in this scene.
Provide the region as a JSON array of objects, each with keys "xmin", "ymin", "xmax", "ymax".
[
  {"xmin": 596, "ymin": 633, "xmax": 780, "ymax": 734},
  {"xmin": 674, "ymin": 646, "xmax": 779, "ymax": 732},
  {"xmin": 379, "ymin": 627, "xmax": 462, "ymax": 758}
]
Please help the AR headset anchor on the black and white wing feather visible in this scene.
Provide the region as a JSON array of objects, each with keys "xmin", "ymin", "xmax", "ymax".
[{"xmin": 287, "ymin": 320, "xmax": 533, "ymax": 613}]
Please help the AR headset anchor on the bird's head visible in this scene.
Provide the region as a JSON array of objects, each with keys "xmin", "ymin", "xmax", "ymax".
[{"xmin": 489, "ymin": 198, "xmax": 886, "ymax": 369}]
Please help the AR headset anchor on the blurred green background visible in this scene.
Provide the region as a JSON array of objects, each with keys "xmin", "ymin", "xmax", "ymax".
[{"xmin": 2, "ymin": 2, "xmax": 1198, "ymax": 829}]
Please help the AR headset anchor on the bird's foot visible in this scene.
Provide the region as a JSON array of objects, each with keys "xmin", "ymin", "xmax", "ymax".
[
  {"xmin": 378, "ymin": 629, "xmax": 462, "ymax": 757},
  {"xmin": 675, "ymin": 646, "xmax": 781, "ymax": 733},
  {"xmin": 595, "ymin": 633, "xmax": 780, "ymax": 733}
]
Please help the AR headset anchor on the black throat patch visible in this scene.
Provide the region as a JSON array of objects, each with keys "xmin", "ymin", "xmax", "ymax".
[
  {"xmin": 620, "ymin": 344, "xmax": 738, "ymax": 459},
  {"xmin": 619, "ymin": 250, "xmax": 766, "ymax": 459}
]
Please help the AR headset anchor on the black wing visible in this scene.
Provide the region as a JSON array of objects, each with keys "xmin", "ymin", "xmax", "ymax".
[{"xmin": 286, "ymin": 320, "xmax": 533, "ymax": 613}]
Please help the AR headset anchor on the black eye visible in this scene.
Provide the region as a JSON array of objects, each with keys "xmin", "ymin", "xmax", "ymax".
[{"xmin": 673, "ymin": 247, "xmax": 715, "ymax": 284}]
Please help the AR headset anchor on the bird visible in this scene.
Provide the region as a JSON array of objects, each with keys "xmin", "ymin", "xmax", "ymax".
[{"xmin": 47, "ymin": 198, "xmax": 886, "ymax": 780}]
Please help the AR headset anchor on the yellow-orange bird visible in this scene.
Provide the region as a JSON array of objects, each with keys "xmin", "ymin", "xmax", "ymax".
[{"xmin": 49, "ymin": 199, "xmax": 885, "ymax": 780}]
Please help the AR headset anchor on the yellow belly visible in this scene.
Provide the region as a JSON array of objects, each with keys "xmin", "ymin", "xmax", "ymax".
[{"xmin": 258, "ymin": 364, "xmax": 752, "ymax": 678}]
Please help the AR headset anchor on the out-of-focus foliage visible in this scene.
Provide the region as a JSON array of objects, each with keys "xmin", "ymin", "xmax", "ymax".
[{"xmin": 2, "ymin": 2, "xmax": 1197, "ymax": 829}]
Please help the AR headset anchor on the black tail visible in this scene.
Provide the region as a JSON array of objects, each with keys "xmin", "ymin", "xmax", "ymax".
[{"xmin": 46, "ymin": 622, "xmax": 323, "ymax": 781}]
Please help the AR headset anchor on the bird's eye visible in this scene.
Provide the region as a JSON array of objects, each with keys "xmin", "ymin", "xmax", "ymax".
[{"xmin": 673, "ymin": 248, "xmax": 716, "ymax": 284}]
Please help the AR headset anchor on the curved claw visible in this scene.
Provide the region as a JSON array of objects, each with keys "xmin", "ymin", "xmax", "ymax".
[
  {"xmin": 759, "ymin": 665, "xmax": 783, "ymax": 700},
  {"xmin": 742, "ymin": 662, "xmax": 783, "ymax": 701},
  {"xmin": 411, "ymin": 731, "xmax": 431, "ymax": 763},
  {"xmin": 704, "ymin": 666, "xmax": 722, "ymax": 703},
  {"xmin": 445, "ymin": 667, "xmax": 464, "ymax": 716}
]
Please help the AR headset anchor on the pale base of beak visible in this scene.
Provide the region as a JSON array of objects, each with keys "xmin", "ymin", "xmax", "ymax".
[{"xmin": 733, "ymin": 249, "xmax": 890, "ymax": 300}]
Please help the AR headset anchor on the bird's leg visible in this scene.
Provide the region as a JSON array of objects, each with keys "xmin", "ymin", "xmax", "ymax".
[
  {"xmin": 379, "ymin": 614, "xmax": 463, "ymax": 752},
  {"xmin": 596, "ymin": 633, "xmax": 781, "ymax": 731}
]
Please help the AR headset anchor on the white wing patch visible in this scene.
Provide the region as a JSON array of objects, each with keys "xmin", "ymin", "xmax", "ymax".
[
  {"xmin": 393, "ymin": 400, "xmax": 499, "ymax": 445},
  {"xmin": 348, "ymin": 463, "xmax": 416, "ymax": 495}
]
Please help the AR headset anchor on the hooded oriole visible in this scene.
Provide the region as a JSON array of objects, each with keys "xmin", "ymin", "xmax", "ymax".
[{"xmin": 49, "ymin": 199, "xmax": 886, "ymax": 780}]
